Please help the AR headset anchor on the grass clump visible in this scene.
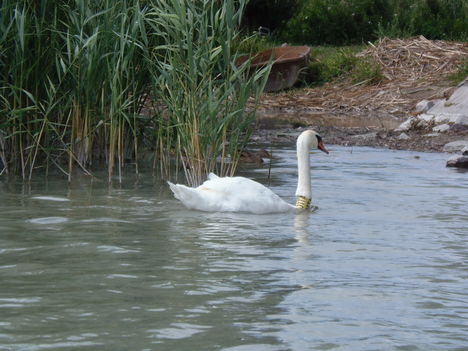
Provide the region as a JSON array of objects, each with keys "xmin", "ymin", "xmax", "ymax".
[
  {"xmin": 299, "ymin": 46, "xmax": 384, "ymax": 87},
  {"xmin": 0, "ymin": 0, "xmax": 268, "ymax": 185},
  {"xmin": 0, "ymin": 0, "xmax": 152, "ymax": 181},
  {"xmin": 449, "ymin": 61, "xmax": 468, "ymax": 84},
  {"xmin": 148, "ymin": 0, "xmax": 270, "ymax": 186},
  {"xmin": 350, "ymin": 59, "xmax": 384, "ymax": 85},
  {"xmin": 281, "ymin": 0, "xmax": 467, "ymax": 45},
  {"xmin": 234, "ymin": 32, "xmax": 275, "ymax": 57}
]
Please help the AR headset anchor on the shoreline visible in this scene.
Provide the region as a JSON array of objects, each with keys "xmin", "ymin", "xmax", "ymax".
[
  {"xmin": 247, "ymin": 37, "xmax": 467, "ymax": 155},
  {"xmin": 250, "ymin": 109, "xmax": 468, "ymax": 153}
]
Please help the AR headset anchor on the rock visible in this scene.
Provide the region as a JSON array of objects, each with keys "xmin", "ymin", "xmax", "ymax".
[
  {"xmin": 462, "ymin": 147, "xmax": 468, "ymax": 156},
  {"xmin": 427, "ymin": 80, "xmax": 468, "ymax": 119},
  {"xmin": 395, "ymin": 117, "xmax": 414, "ymax": 131},
  {"xmin": 409, "ymin": 80, "xmax": 468, "ymax": 132},
  {"xmin": 454, "ymin": 115, "xmax": 468, "ymax": 125},
  {"xmin": 415, "ymin": 99, "xmax": 436, "ymax": 113},
  {"xmin": 432, "ymin": 124, "xmax": 450, "ymax": 132},
  {"xmin": 450, "ymin": 115, "xmax": 468, "ymax": 131},
  {"xmin": 442, "ymin": 140, "xmax": 468, "ymax": 153},
  {"xmin": 446, "ymin": 155, "xmax": 468, "ymax": 168},
  {"xmin": 418, "ymin": 113, "xmax": 435, "ymax": 123},
  {"xmin": 397, "ymin": 132, "xmax": 410, "ymax": 140}
]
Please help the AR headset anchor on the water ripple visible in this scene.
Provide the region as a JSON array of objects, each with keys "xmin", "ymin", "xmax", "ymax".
[
  {"xmin": 26, "ymin": 217, "xmax": 68, "ymax": 224},
  {"xmin": 31, "ymin": 196, "xmax": 70, "ymax": 202}
]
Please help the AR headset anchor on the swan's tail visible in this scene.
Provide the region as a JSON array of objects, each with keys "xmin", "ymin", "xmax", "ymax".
[{"xmin": 167, "ymin": 181, "xmax": 206, "ymax": 210}]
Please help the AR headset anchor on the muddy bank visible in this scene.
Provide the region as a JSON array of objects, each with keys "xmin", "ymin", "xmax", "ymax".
[
  {"xmin": 251, "ymin": 116, "xmax": 467, "ymax": 153},
  {"xmin": 250, "ymin": 107, "xmax": 467, "ymax": 152}
]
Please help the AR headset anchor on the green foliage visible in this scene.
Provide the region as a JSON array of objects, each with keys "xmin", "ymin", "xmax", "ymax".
[
  {"xmin": 147, "ymin": 0, "xmax": 270, "ymax": 186},
  {"xmin": 301, "ymin": 46, "xmax": 383, "ymax": 86},
  {"xmin": 282, "ymin": 0, "xmax": 392, "ymax": 45},
  {"xmin": 233, "ymin": 33, "xmax": 275, "ymax": 56},
  {"xmin": 350, "ymin": 59, "xmax": 384, "ymax": 85},
  {"xmin": 449, "ymin": 60, "xmax": 468, "ymax": 84},
  {"xmin": 376, "ymin": 0, "xmax": 468, "ymax": 40},
  {"xmin": 243, "ymin": 0, "xmax": 299, "ymax": 33},
  {"xmin": 0, "ymin": 0, "xmax": 267, "ymax": 184},
  {"xmin": 281, "ymin": 0, "xmax": 468, "ymax": 45},
  {"xmin": 304, "ymin": 47, "xmax": 361, "ymax": 85},
  {"xmin": 0, "ymin": 0, "xmax": 154, "ymax": 180}
]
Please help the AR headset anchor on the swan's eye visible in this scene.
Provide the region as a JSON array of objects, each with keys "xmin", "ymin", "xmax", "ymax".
[{"xmin": 316, "ymin": 134, "xmax": 322, "ymax": 143}]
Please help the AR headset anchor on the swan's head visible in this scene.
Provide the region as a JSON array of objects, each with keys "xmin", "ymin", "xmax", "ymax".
[{"xmin": 298, "ymin": 130, "xmax": 329, "ymax": 154}]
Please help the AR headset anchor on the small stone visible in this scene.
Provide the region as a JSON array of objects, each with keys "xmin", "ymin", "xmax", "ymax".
[
  {"xmin": 454, "ymin": 115, "xmax": 468, "ymax": 125},
  {"xmin": 443, "ymin": 140, "xmax": 468, "ymax": 153},
  {"xmin": 395, "ymin": 117, "xmax": 414, "ymax": 132},
  {"xmin": 450, "ymin": 115, "xmax": 468, "ymax": 131},
  {"xmin": 432, "ymin": 124, "xmax": 450, "ymax": 133},
  {"xmin": 397, "ymin": 132, "xmax": 410, "ymax": 140},
  {"xmin": 446, "ymin": 155, "xmax": 468, "ymax": 168},
  {"xmin": 462, "ymin": 147, "xmax": 468, "ymax": 156},
  {"xmin": 415, "ymin": 99, "xmax": 435, "ymax": 113}
]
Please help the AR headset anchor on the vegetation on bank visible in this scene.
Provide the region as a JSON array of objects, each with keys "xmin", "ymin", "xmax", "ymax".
[
  {"xmin": 246, "ymin": 0, "xmax": 468, "ymax": 44},
  {"xmin": 0, "ymin": 0, "xmax": 269, "ymax": 185},
  {"xmin": 244, "ymin": 0, "xmax": 467, "ymax": 87},
  {"xmin": 303, "ymin": 46, "xmax": 383, "ymax": 86},
  {"xmin": 449, "ymin": 61, "xmax": 468, "ymax": 84},
  {"xmin": 1, "ymin": 0, "xmax": 466, "ymax": 184}
]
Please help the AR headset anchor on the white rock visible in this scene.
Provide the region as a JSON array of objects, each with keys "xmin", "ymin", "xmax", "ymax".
[
  {"xmin": 432, "ymin": 124, "xmax": 450, "ymax": 132},
  {"xmin": 454, "ymin": 115, "xmax": 468, "ymax": 126},
  {"xmin": 415, "ymin": 99, "xmax": 435, "ymax": 113},
  {"xmin": 397, "ymin": 132, "xmax": 410, "ymax": 140},
  {"xmin": 442, "ymin": 140, "xmax": 468, "ymax": 153},
  {"xmin": 395, "ymin": 117, "xmax": 414, "ymax": 131},
  {"xmin": 424, "ymin": 80, "xmax": 468, "ymax": 123},
  {"xmin": 418, "ymin": 113, "xmax": 436, "ymax": 122}
]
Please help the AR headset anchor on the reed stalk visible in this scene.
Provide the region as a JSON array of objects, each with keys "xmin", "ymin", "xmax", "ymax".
[
  {"xmin": 1, "ymin": 0, "xmax": 268, "ymax": 184},
  {"xmin": 1, "ymin": 0, "xmax": 152, "ymax": 181},
  {"xmin": 148, "ymin": 0, "xmax": 270, "ymax": 186}
]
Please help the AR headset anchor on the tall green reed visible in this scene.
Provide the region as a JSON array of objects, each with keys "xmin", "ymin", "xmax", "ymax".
[
  {"xmin": 1, "ymin": 0, "xmax": 152, "ymax": 181},
  {"xmin": 1, "ymin": 0, "xmax": 268, "ymax": 185},
  {"xmin": 148, "ymin": 0, "xmax": 270, "ymax": 186}
]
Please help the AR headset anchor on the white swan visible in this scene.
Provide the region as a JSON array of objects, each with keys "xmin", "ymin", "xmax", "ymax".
[{"xmin": 168, "ymin": 130, "xmax": 328, "ymax": 214}]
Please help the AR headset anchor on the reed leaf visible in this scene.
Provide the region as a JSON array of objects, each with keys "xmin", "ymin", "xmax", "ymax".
[
  {"xmin": 148, "ymin": 0, "xmax": 269, "ymax": 186},
  {"xmin": 1, "ymin": 0, "xmax": 267, "ymax": 183}
]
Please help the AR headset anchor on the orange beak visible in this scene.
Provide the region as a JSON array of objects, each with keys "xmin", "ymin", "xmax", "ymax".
[{"xmin": 318, "ymin": 140, "xmax": 329, "ymax": 154}]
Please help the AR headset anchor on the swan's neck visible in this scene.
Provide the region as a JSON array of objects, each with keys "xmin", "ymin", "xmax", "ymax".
[{"xmin": 295, "ymin": 137, "xmax": 312, "ymax": 207}]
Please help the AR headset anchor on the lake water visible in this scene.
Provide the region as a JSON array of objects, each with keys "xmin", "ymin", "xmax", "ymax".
[{"xmin": 0, "ymin": 145, "xmax": 467, "ymax": 351}]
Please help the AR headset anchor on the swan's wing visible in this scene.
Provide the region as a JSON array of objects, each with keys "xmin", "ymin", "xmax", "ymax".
[
  {"xmin": 168, "ymin": 181, "xmax": 229, "ymax": 212},
  {"xmin": 199, "ymin": 176, "xmax": 293, "ymax": 213},
  {"xmin": 168, "ymin": 176, "xmax": 294, "ymax": 214}
]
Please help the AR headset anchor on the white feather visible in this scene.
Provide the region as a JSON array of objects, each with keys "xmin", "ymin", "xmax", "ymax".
[{"xmin": 168, "ymin": 130, "xmax": 326, "ymax": 214}]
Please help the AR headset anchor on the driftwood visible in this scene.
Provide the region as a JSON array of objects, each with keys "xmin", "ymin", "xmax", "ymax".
[{"xmin": 255, "ymin": 36, "xmax": 468, "ymax": 117}]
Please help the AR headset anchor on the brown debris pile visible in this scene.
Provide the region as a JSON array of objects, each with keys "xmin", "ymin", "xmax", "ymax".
[
  {"xmin": 256, "ymin": 36, "xmax": 468, "ymax": 117},
  {"xmin": 359, "ymin": 36, "xmax": 467, "ymax": 81}
]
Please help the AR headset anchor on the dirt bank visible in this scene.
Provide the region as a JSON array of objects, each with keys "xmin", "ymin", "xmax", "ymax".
[{"xmin": 249, "ymin": 37, "xmax": 468, "ymax": 152}]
